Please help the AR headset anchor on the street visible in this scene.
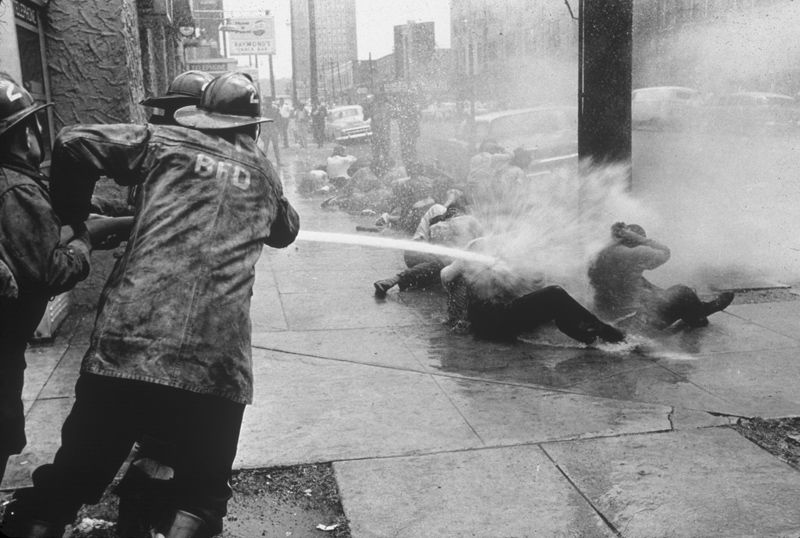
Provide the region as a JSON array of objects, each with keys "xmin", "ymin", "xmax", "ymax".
[{"xmin": 5, "ymin": 140, "xmax": 800, "ymax": 536}]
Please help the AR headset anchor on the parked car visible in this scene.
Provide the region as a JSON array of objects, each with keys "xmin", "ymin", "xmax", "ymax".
[
  {"xmin": 325, "ymin": 105, "xmax": 372, "ymax": 142},
  {"xmin": 704, "ymin": 91, "xmax": 800, "ymax": 135},
  {"xmin": 429, "ymin": 105, "xmax": 578, "ymax": 179},
  {"xmin": 632, "ymin": 86, "xmax": 703, "ymax": 130}
]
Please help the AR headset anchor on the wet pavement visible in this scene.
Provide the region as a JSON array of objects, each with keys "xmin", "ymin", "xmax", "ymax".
[{"xmin": 4, "ymin": 143, "xmax": 800, "ymax": 536}]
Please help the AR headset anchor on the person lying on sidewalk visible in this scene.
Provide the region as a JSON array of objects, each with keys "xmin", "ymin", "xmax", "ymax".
[
  {"xmin": 374, "ymin": 189, "xmax": 482, "ymax": 297},
  {"xmin": 588, "ymin": 222, "xmax": 734, "ymax": 332},
  {"xmin": 440, "ymin": 238, "xmax": 626, "ymax": 345}
]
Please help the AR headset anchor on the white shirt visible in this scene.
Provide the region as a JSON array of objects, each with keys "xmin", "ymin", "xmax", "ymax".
[{"xmin": 326, "ymin": 155, "xmax": 357, "ymax": 178}]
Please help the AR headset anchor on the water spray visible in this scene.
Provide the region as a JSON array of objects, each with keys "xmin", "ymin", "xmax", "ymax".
[{"xmin": 296, "ymin": 230, "xmax": 497, "ymax": 265}]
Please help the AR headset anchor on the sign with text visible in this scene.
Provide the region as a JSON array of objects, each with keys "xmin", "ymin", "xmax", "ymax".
[{"xmin": 226, "ymin": 17, "xmax": 275, "ymax": 55}]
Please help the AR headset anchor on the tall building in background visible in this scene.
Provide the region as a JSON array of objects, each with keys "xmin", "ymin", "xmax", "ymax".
[
  {"xmin": 394, "ymin": 21, "xmax": 435, "ymax": 80},
  {"xmin": 290, "ymin": 0, "xmax": 357, "ymax": 102}
]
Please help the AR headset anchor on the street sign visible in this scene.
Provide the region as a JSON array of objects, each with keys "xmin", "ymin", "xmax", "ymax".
[{"xmin": 225, "ymin": 17, "xmax": 275, "ymax": 55}]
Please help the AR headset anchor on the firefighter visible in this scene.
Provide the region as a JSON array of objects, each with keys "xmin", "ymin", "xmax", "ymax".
[
  {"xmin": 0, "ymin": 73, "xmax": 93, "ymax": 486},
  {"xmin": 1, "ymin": 72, "xmax": 300, "ymax": 538},
  {"xmin": 140, "ymin": 70, "xmax": 214, "ymax": 126},
  {"xmin": 112, "ymin": 69, "xmax": 218, "ymax": 537}
]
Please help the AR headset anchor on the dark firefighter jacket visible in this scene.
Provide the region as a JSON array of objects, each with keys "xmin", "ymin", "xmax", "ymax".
[
  {"xmin": 50, "ymin": 124, "xmax": 299, "ymax": 404},
  {"xmin": 0, "ymin": 162, "xmax": 91, "ymax": 453}
]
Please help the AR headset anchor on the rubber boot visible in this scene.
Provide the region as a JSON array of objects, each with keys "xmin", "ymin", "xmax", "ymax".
[
  {"xmin": 702, "ymin": 291, "xmax": 735, "ymax": 316},
  {"xmin": 0, "ymin": 453, "xmax": 9, "ymax": 484},
  {"xmin": 116, "ymin": 460, "xmax": 174, "ymax": 538},
  {"xmin": 151, "ymin": 510, "xmax": 207, "ymax": 538},
  {"xmin": 0, "ymin": 499, "xmax": 66, "ymax": 538}
]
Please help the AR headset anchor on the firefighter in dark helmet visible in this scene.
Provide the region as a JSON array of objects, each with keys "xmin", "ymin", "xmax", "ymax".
[
  {"xmin": 1, "ymin": 72, "xmax": 300, "ymax": 538},
  {"xmin": 0, "ymin": 73, "xmax": 93, "ymax": 487}
]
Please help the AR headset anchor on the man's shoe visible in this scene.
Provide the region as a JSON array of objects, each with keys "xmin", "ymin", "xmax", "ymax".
[
  {"xmin": 599, "ymin": 323, "xmax": 626, "ymax": 344},
  {"xmin": 374, "ymin": 279, "xmax": 397, "ymax": 297},
  {"xmin": 702, "ymin": 291, "xmax": 735, "ymax": 316},
  {"xmin": 685, "ymin": 316, "xmax": 710, "ymax": 328}
]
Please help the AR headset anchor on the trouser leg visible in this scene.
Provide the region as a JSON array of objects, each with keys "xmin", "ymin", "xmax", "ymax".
[
  {"xmin": 150, "ymin": 390, "xmax": 245, "ymax": 536},
  {"xmin": 510, "ymin": 286, "xmax": 622, "ymax": 344},
  {"xmin": 0, "ymin": 349, "xmax": 27, "ymax": 469},
  {"xmin": 10, "ymin": 374, "xmax": 139, "ymax": 526},
  {"xmin": 397, "ymin": 260, "xmax": 445, "ymax": 291},
  {"xmin": 650, "ymin": 285, "xmax": 706, "ymax": 327},
  {"xmin": 0, "ymin": 454, "xmax": 8, "ymax": 484},
  {"xmin": 272, "ymin": 132, "xmax": 281, "ymax": 165},
  {"xmin": 116, "ymin": 435, "xmax": 176, "ymax": 537}
]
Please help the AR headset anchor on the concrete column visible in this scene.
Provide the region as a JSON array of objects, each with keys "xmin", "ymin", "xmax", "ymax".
[
  {"xmin": 45, "ymin": 0, "xmax": 146, "ymax": 128},
  {"xmin": 578, "ymin": 0, "xmax": 633, "ymax": 167}
]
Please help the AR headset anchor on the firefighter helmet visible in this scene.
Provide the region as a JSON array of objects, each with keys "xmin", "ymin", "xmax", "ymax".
[
  {"xmin": 140, "ymin": 70, "xmax": 214, "ymax": 109},
  {"xmin": 0, "ymin": 73, "xmax": 51, "ymax": 139},
  {"xmin": 174, "ymin": 72, "xmax": 271, "ymax": 130}
]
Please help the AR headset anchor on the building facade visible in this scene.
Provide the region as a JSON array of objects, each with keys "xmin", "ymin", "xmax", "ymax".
[
  {"xmin": 448, "ymin": 0, "xmax": 799, "ymax": 108},
  {"xmin": 394, "ymin": 21, "xmax": 435, "ymax": 81},
  {"xmin": 290, "ymin": 0, "xmax": 357, "ymax": 103},
  {"xmin": 1, "ymin": 0, "xmax": 194, "ymax": 158},
  {"xmin": 449, "ymin": 0, "xmax": 579, "ymax": 107},
  {"xmin": 632, "ymin": 0, "xmax": 799, "ymax": 95}
]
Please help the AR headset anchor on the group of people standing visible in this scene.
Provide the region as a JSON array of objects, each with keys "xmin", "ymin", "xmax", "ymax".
[
  {"xmin": 259, "ymin": 97, "xmax": 329, "ymax": 166},
  {"xmin": 0, "ymin": 70, "xmax": 299, "ymax": 538}
]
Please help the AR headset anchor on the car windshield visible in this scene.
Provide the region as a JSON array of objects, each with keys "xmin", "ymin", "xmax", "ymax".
[{"xmin": 329, "ymin": 108, "xmax": 361, "ymax": 121}]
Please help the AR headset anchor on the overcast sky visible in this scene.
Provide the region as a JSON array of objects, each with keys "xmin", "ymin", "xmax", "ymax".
[{"xmin": 222, "ymin": 0, "xmax": 451, "ymax": 79}]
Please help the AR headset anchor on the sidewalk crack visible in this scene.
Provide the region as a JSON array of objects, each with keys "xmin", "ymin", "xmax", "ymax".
[{"xmin": 539, "ymin": 445, "xmax": 623, "ymax": 537}]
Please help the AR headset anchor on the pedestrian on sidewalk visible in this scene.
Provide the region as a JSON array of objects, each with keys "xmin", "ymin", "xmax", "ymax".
[
  {"xmin": 259, "ymin": 95, "xmax": 282, "ymax": 166},
  {"xmin": 293, "ymin": 101, "xmax": 309, "ymax": 148},
  {"xmin": 441, "ymin": 238, "xmax": 625, "ymax": 345},
  {"xmin": 0, "ymin": 73, "xmax": 93, "ymax": 487},
  {"xmin": 588, "ymin": 222, "xmax": 734, "ymax": 332},
  {"xmin": 0, "ymin": 72, "xmax": 300, "ymax": 538},
  {"xmin": 279, "ymin": 98, "xmax": 292, "ymax": 149},
  {"xmin": 311, "ymin": 100, "xmax": 327, "ymax": 148}
]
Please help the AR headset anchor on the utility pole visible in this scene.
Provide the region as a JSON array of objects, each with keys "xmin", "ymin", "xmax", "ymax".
[
  {"xmin": 578, "ymin": 0, "xmax": 633, "ymax": 176},
  {"xmin": 369, "ymin": 51, "xmax": 375, "ymax": 94},
  {"xmin": 308, "ymin": 0, "xmax": 318, "ymax": 104},
  {"xmin": 220, "ymin": 18, "xmax": 228, "ymax": 57},
  {"xmin": 336, "ymin": 59, "xmax": 343, "ymax": 102},
  {"xmin": 268, "ymin": 54, "xmax": 276, "ymax": 98},
  {"xmin": 290, "ymin": 2, "xmax": 298, "ymax": 104}
]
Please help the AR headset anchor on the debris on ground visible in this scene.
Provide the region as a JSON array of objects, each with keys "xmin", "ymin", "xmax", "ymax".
[
  {"xmin": 1, "ymin": 463, "xmax": 350, "ymax": 538},
  {"xmin": 733, "ymin": 416, "xmax": 800, "ymax": 470}
]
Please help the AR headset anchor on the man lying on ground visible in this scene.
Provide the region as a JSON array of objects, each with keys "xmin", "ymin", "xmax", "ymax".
[{"xmin": 440, "ymin": 238, "xmax": 625, "ymax": 345}]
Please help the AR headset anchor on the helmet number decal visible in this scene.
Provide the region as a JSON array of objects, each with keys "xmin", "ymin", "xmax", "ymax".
[
  {"xmin": 247, "ymin": 85, "xmax": 259, "ymax": 104},
  {"xmin": 0, "ymin": 81, "xmax": 23, "ymax": 102}
]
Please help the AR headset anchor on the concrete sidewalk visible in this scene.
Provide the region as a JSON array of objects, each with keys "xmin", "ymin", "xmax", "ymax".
[{"xmin": 4, "ymin": 148, "xmax": 800, "ymax": 537}]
